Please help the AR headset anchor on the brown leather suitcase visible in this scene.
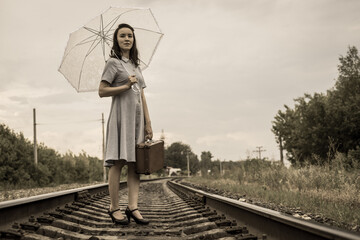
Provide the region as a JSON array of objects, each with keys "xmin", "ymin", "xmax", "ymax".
[{"xmin": 135, "ymin": 140, "xmax": 165, "ymax": 175}]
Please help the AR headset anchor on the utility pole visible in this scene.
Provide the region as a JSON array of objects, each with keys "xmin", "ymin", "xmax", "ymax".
[
  {"xmin": 219, "ymin": 160, "xmax": 222, "ymax": 176},
  {"xmin": 102, "ymin": 113, "xmax": 106, "ymax": 182},
  {"xmin": 253, "ymin": 146, "xmax": 266, "ymax": 160},
  {"xmin": 187, "ymin": 152, "xmax": 190, "ymax": 177},
  {"xmin": 33, "ymin": 108, "xmax": 38, "ymax": 165}
]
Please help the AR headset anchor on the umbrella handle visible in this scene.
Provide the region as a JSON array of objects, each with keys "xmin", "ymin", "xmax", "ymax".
[
  {"xmin": 131, "ymin": 83, "xmax": 140, "ymax": 93},
  {"xmin": 116, "ymin": 55, "xmax": 141, "ymax": 93}
]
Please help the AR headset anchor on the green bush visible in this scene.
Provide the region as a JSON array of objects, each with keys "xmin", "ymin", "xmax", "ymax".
[
  {"xmin": 187, "ymin": 157, "xmax": 360, "ymax": 229},
  {"xmin": 0, "ymin": 123, "xmax": 104, "ymax": 189}
]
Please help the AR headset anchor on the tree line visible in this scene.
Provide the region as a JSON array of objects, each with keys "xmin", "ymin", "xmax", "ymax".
[
  {"xmin": 164, "ymin": 141, "xmax": 225, "ymax": 176},
  {"xmin": 0, "ymin": 124, "xmax": 104, "ymax": 189},
  {"xmin": 272, "ymin": 46, "xmax": 360, "ymax": 167},
  {"xmin": 0, "ymin": 123, "xmax": 221, "ymax": 189}
]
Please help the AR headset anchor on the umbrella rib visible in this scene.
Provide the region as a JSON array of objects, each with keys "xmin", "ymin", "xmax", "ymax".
[
  {"xmin": 84, "ymin": 37, "xmax": 103, "ymax": 61},
  {"xmin": 107, "ymin": 27, "xmax": 163, "ymax": 35},
  {"xmin": 76, "ymin": 38, "xmax": 100, "ymax": 46},
  {"xmin": 102, "ymin": 13, "xmax": 123, "ymax": 37},
  {"xmin": 84, "ymin": 27, "xmax": 103, "ymax": 36},
  {"xmin": 139, "ymin": 59, "xmax": 149, "ymax": 68},
  {"xmin": 104, "ymin": 31, "xmax": 113, "ymax": 42},
  {"xmin": 104, "ymin": 35, "xmax": 112, "ymax": 42},
  {"xmin": 77, "ymin": 15, "xmax": 110, "ymax": 87},
  {"xmin": 100, "ymin": 14, "xmax": 106, "ymax": 61},
  {"xmin": 103, "ymin": 40, "xmax": 112, "ymax": 62},
  {"xmin": 81, "ymin": 28, "xmax": 106, "ymax": 47},
  {"xmin": 103, "ymin": 9, "xmax": 163, "ymax": 36},
  {"xmin": 105, "ymin": 40, "xmax": 112, "ymax": 49},
  {"xmin": 133, "ymin": 27, "xmax": 164, "ymax": 35},
  {"xmin": 77, "ymin": 36, "xmax": 103, "ymax": 89},
  {"xmin": 84, "ymin": 33, "xmax": 102, "ymax": 57},
  {"xmin": 101, "ymin": 14, "xmax": 104, "ymax": 34},
  {"xmin": 76, "ymin": 33, "xmax": 98, "ymax": 45},
  {"xmin": 149, "ymin": 8, "xmax": 163, "ymax": 33},
  {"xmin": 59, "ymin": 36, "xmax": 97, "ymax": 71},
  {"xmin": 60, "ymin": 32, "xmax": 98, "ymax": 63},
  {"xmin": 103, "ymin": 8, "xmax": 139, "ymax": 36},
  {"xmin": 145, "ymin": 33, "xmax": 164, "ymax": 68},
  {"xmin": 103, "ymin": 14, "xmax": 121, "ymax": 35}
]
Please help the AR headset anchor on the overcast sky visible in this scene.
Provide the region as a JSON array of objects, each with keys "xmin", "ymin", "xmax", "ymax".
[{"xmin": 1, "ymin": 0, "xmax": 359, "ymax": 163}]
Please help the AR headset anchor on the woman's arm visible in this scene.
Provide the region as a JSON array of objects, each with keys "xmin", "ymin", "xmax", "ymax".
[
  {"xmin": 141, "ymin": 89, "xmax": 153, "ymax": 140},
  {"xmin": 98, "ymin": 75, "xmax": 137, "ymax": 98}
]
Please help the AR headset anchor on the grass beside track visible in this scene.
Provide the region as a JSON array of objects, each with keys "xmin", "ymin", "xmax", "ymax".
[
  {"xmin": 184, "ymin": 158, "xmax": 360, "ymax": 232},
  {"xmin": 0, "ymin": 182, "xmax": 104, "ymax": 202},
  {"xmin": 0, "ymin": 174, "xmax": 162, "ymax": 202}
]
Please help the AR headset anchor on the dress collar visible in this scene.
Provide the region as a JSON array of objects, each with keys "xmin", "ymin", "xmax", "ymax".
[{"xmin": 121, "ymin": 56, "xmax": 130, "ymax": 63}]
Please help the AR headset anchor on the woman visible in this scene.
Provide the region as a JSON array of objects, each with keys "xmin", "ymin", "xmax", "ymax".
[{"xmin": 98, "ymin": 23, "xmax": 152, "ymax": 225}]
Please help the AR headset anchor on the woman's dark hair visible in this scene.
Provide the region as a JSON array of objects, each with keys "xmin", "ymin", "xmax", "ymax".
[{"xmin": 110, "ymin": 23, "xmax": 139, "ymax": 67}]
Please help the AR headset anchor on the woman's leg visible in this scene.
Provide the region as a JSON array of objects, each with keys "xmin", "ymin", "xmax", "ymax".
[
  {"xmin": 108, "ymin": 161, "xmax": 125, "ymax": 219},
  {"xmin": 127, "ymin": 163, "xmax": 144, "ymax": 219}
]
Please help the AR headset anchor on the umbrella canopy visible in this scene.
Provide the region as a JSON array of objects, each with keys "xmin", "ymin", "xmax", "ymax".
[{"xmin": 59, "ymin": 7, "xmax": 163, "ymax": 92}]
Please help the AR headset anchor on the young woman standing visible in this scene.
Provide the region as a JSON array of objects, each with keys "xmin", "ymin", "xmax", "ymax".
[{"xmin": 99, "ymin": 23, "xmax": 152, "ymax": 225}]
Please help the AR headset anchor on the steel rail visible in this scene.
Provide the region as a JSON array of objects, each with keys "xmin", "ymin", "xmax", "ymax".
[
  {"xmin": 168, "ymin": 180, "xmax": 360, "ymax": 240},
  {"xmin": 0, "ymin": 177, "xmax": 175, "ymax": 230}
]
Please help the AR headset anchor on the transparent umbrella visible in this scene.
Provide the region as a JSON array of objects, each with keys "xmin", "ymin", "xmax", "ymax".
[{"xmin": 58, "ymin": 7, "xmax": 163, "ymax": 92}]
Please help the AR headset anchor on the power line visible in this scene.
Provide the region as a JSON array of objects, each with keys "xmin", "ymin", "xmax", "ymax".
[
  {"xmin": 253, "ymin": 146, "xmax": 266, "ymax": 160},
  {"xmin": 37, "ymin": 119, "xmax": 101, "ymax": 125},
  {"xmin": 33, "ymin": 108, "xmax": 37, "ymax": 166}
]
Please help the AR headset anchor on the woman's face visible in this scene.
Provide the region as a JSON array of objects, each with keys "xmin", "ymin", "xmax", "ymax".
[{"xmin": 117, "ymin": 27, "xmax": 134, "ymax": 52}]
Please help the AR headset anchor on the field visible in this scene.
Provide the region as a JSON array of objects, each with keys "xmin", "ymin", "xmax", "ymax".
[
  {"xmin": 184, "ymin": 156, "xmax": 360, "ymax": 232},
  {"xmin": 0, "ymin": 173, "xmax": 157, "ymax": 202},
  {"xmin": 0, "ymin": 182, "xmax": 104, "ymax": 202}
]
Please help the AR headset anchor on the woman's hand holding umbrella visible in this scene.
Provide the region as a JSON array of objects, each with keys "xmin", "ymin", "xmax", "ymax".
[
  {"xmin": 127, "ymin": 75, "xmax": 141, "ymax": 93},
  {"xmin": 127, "ymin": 75, "xmax": 138, "ymax": 88}
]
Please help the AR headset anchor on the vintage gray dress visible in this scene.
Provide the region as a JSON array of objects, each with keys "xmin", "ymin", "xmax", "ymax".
[{"xmin": 101, "ymin": 57, "xmax": 146, "ymax": 167}]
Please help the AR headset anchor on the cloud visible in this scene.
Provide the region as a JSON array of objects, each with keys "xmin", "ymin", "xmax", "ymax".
[
  {"xmin": 196, "ymin": 131, "xmax": 256, "ymax": 146},
  {"xmin": 8, "ymin": 96, "xmax": 28, "ymax": 105},
  {"xmin": 38, "ymin": 122, "xmax": 103, "ymax": 157},
  {"xmin": 1, "ymin": 0, "xmax": 359, "ymax": 162},
  {"xmin": 31, "ymin": 92, "xmax": 82, "ymax": 105}
]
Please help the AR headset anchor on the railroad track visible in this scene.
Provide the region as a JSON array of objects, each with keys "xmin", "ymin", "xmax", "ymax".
[{"xmin": 0, "ymin": 178, "xmax": 359, "ymax": 240}]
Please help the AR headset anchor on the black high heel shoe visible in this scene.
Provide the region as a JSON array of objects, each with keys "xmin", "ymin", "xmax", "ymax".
[
  {"xmin": 125, "ymin": 206, "xmax": 149, "ymax": 225},
  {"xmin": 108, "ymin": 208, "xmax": 129, "ymax": 225}
]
